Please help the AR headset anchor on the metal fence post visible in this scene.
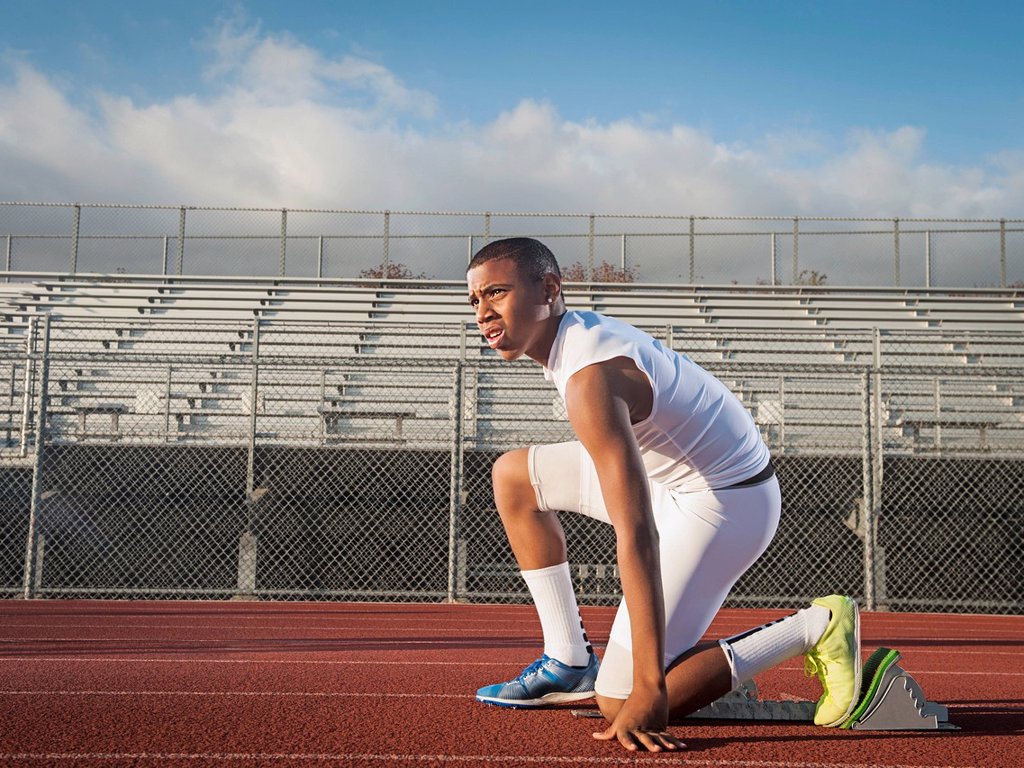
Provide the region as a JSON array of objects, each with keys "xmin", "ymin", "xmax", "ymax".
[
  {"xmin": 792, "ymin": 217, "xmax": 800, "ymax": 284},
  {"xmin": 176, "ymin": 206, "xmax": 187, "ymax": 276},
  {"xmin": 19, "ymin": 318, "xmax": 36, "ymax": 458},
  {"xmin": 5, "ymin": 364, "xmax": 15, "ymax": 443},
  {"xmin": 246, "ymin": 318, "xmax": 261, "ymax": 491},
  {"xmin": 5, "ymin": 233, "xmax": 12, "ymax": 275},
  {"xmin": 869, "ymin": 329, "xmax": 886, "ymax": 610},
  {"xmin": 238, "ymin": 318, "xmax": 262, "ymax": 597},
  {"xmin": 859, "ymin": 369, "xmax": 876, "ymax": 611},
  {"xmin": 771, "ymin": 376, "xmax": 785, "ymax": 446},
  {"xmin": 893, "ymin": 218, "xmax": 901, "ymax": 287},
  {"xmin": 279, "ymin": 209, "xmax": 288, "ymax": 277},
  {"xmin": 1000, "ymin": 218, "xmax": 1007, "ymax": 288},
  {"xmin": 163, "ymin": 365, "xmax": 173, "ymax": 441},
  {"xmin": 587, "ymin": 214, "xmax": 595, "ymax": 280},
  {"xmin": 22, "ymin": 315, "xmax": 51, "ymax": 598},
  {"xmin": 447, "ymin": 360, "xmax": 464, "ymax": 602},
  {"xmin": 620, "ymin": 233, "xmax": 627, "ymax": 273},
  {"xmin": 383, "ymin": 210, "xmax": 390, "ymax": 274},
  {"xmin": 688, "ymin": 216, "xmax": 696, "ymax": 283},
  {"xmin": 161, "ymin": 236, "xmax": 170, "ymax": 276},
  {"xmin": 70, "ymin": 204, "xmax": 81, "ymax": 273},
  {"xmin": 770, "ymin": 232, "xmax": 778, "ymax": 286},
  {"xmin": 925, "ymin": 231, "xmax": 932, "ymax": 288}
]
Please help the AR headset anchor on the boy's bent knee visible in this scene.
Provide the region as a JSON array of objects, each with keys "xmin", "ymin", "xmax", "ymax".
[
  {"xmin": 491, "ymin": 449, "xmax": 537, "ymax": 511},
  {"xmin": 492, "ymin": 448, "xmax": 530, "ymax": 487}
]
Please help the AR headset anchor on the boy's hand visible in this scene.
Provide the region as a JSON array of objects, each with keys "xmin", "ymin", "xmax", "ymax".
[{"xmin": 591, "ymin": 689, "xmax": 686, "ymax": 752}]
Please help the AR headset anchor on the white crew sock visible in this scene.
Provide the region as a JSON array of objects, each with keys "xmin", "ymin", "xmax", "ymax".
[
  {"xmin": 521, "ymin": 562, "xmax": 593, "ymax": 667},
  {"xmin": 718, "ymin": 604, "xmax": 831, "ymax": 689}
]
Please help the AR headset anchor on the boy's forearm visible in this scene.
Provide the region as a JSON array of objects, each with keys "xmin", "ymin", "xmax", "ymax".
[
  {"xmin": 600, "ymin": 462, "xmax": 665, "ymax": 688},
  {"xmin": 614, "ymin": 524, "xmax": 667, "ymax": 690}
]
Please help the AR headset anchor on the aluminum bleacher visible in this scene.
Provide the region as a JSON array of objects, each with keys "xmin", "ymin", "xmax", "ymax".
[
  {"xmin": 2, "ymin": 273, "xmax": 1022, "ymax": 328},
  {"xmin": 0, "ymin": 272, "xmax": 1020, "ymax": 454}
]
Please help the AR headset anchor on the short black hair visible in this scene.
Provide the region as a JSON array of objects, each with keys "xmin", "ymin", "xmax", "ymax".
[{"xmin": 467, "ymin": 237, "xmax": 561, "ymax": 282}]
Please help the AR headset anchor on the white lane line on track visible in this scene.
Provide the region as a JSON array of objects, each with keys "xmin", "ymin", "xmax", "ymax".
[
  {"xmin": 0, "ymin": 657, "xmax": 526, "ymax": 665},
  {"xmin": 3, "ymin": 692, "xmax": 1019, "ymax": 718},
  {"xmin": 5, "ymin": 690, "xmax": 1023, "ymax": 704},
  {"xmin": 0, "ymin": 625, "xmax": 544, "ymax": 636},
  {"xmin": 2, "ymin": 626, "xmax": 1015, "ymax": 638},
  {"xmin": 0, "ymin": 637, "xmax": 1018, "ymax": 658},
  {"xmin": 0, "ymin": 621, "xmax": 604, "ymax": 632},
  {"xmin": 2, "ymin": 636, "xmax": 1020, "ymax": 651},
  {"xmin": 2, "ymin": 617, "xmax": 1011, "ymax": 633},
  {"xmin": 0, "ymin": 637, "xmax": 536, "ymax": 645},
  {"xmin": 0, "ymin": 658, "xmax": 1018, "ymax": 676},
  {"xmin": 0, "ymin": 690, "xmax": 465, "ymax": 698},
  {"xmin": 0, "ymin": 753, "xmax": 990, "ymax": 768},
  {"xmin": 2, "ymin": 606, "xmax": 1018, "ymax": 624}
]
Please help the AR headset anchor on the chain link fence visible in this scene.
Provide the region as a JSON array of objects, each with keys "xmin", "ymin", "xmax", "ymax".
[
  {"xmin": 1, "ymin": 316, "xmax": 1022, "ymax": 612},
  {"xmin": 2, "ymin": 203, "xmax": 1022, "ymax": 287}
]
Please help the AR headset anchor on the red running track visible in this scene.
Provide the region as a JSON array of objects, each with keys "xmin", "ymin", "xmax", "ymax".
[{"xmin": 0, "ymin": 600, "xmax": 1021, "ymax": 767}]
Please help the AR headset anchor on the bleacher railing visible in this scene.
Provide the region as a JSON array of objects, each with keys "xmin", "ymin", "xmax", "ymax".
[
  {"xmin": 1, "ymin": 316, "xmax": 1022, "ymax": 613},
  {"xmin": 2, "ymin": 202, "xmax": 1022, "ymax": 287}
]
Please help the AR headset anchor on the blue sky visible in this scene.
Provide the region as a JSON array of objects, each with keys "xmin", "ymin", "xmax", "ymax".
[{"xmin": 1, "ymin": 0, "xmax": 1022, "ymax": 215}]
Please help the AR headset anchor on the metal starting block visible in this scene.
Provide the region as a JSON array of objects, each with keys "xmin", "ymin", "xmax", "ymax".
[
  {"xmin": 685, "ymin": 679, "xmax": 816, "ymax": 722},
  {"xmin": 842, "ymin": 647, "xmax": 957, "ymax": 731},
  {"xmin": 570, "ymin": 647, "xmax": 955, "ymax": 731}
]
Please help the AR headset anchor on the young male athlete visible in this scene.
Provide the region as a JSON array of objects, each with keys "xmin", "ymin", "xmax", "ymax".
[{"xmin": 466, "ymin": 238, "xmax": 861, "ymax": 753}]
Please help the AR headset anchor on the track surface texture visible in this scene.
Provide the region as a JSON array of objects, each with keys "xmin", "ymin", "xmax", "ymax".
[{"xmin": 0, "ymin": 600, "xmax": 1021, "ymax": 767}]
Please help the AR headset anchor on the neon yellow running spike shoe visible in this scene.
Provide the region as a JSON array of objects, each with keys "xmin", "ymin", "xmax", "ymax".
[{"xmin": 804, "ymin": 594, "xmax": 861, "ymax": 727}]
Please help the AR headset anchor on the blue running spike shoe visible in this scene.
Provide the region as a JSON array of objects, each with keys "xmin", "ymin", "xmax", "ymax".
[{"xmin": 475, "ymin": 653, "xmax": 600, "ymax": 708}]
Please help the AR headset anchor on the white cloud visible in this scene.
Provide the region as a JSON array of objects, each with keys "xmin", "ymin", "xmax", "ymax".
[
  {"xmin": 1, "ymin": 17, "xmax": 1021, "ymax": 224},
  {"xmin": 198, "ymin": 12, "xmax": 436, "ymax": 119}
]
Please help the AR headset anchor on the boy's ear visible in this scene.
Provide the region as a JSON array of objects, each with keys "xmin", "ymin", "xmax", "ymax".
[{"xmin": 542, "ymin": 272, "xmax": 562, "ymax": 303}]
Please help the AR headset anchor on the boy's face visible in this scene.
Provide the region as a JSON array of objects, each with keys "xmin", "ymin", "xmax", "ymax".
[{"xmin": 466, "ymin": 257, "xmax": 559, "ymax": 364}]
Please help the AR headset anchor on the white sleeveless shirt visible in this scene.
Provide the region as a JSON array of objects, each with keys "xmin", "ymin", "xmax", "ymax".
[{"xmin": 543, "ymin": 310, "xmax": 770, "ymax": 493}]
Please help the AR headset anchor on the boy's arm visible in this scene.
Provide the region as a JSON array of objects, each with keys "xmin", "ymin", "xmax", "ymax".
[{"xmin": 563, "ymin": 359, "xmax": 681, "ymax": 752}]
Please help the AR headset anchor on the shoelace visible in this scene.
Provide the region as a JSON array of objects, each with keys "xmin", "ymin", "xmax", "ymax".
[
  {"xmin": 516, "ymin": 655, "xmax": 549, "ymax": 682},
  {"xmin": 803, "ymin": 654, "xmax": 830, "ymax": 695}
]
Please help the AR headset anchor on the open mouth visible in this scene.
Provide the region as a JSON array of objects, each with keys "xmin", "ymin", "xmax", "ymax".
[{"xmin": 483, "ymin": 327, "xmax": 504, "ymax": 348}]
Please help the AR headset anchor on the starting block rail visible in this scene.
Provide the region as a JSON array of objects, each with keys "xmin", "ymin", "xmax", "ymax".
[
  {"xmin": 685, "ymin": 680, "xmax": 814, "ymax": 722},
  {"xmin": 571, "ymin": 647, "xmax": 956, "ymax": 731}
]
